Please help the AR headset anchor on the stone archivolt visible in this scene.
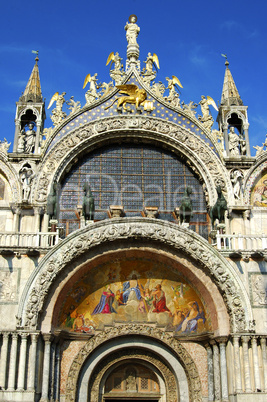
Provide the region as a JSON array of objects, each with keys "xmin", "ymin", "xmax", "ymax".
[
  {"xmin": 33, "ymin": 115, "xmax": 231, "ymax": 206},
  {"xmin": 18, "ymin": 218, "xmax": 250, "ymax": 333},
  {"xmin": 65, "ymin": 325, "xmax": 202, "ymax": 402}
]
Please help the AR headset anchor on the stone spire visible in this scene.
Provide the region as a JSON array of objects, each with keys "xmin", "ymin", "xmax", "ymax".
[
  {"xmin": 13, "ymin": 52, "xmax": 46, "ymax": 154},
  {"xmin": 20, "ymin": 53, "xmax": 43, "ymax": 103},
  {"xmin": 220, "ymin": 60, "xmax": 243, "ymax": 107},
  {"xmin": 217, "ymin": 58, "xmax": 251, "ymax": 157}
]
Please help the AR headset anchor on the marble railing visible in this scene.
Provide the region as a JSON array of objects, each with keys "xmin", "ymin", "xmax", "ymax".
[
  {"xmin": 0, "ymin": 231, "xmax": 59, "ymax": 248},
  {"xmin": 216, "ymin": 233, "xmax": 267, "ymax": 251}
]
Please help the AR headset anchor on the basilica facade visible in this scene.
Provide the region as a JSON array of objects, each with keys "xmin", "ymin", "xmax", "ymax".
[{"xmin": 0, "ymin": 15, "xmax": 267, "ymax": 402}]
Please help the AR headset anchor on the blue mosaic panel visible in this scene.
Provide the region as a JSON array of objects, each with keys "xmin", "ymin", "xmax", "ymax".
[{"xmin": 59, "ymin": 144, "xmax": 209, "ymax": 238}]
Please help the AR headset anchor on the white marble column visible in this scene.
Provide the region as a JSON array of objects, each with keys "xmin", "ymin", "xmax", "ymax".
[
  {"xmin": 34, "ymin": 207, "xmax": 42, "ymax": 233},
  {"xmin": 251, "ymin": 337, "xmax": 261, "ymax": 391},
  {"xmin": 206, "ymin": 344, "xmax": 214, "ymax": 401},
  {"xmin": 28, "ymin": 333, "xmax": 38, "ymax": 391},
  {"xmin": 17, "ymin": 332, "xmax": 28, "ymax": 390},
  {"xmin": 0, "ymin": 332, "xmax": 9, "ymax": 389},
  {"xmin": 233, "ymin": 336, "xmax": 242, "ymax": 393},
  {"xmin": 40, "ymin": 334, "xmax": 53, "ymax": 402},
  {"xmin": 43, "ymin": 213, "xmax": 49, "ymax": 233},
  {"xmin": 219, "ymin": 338, "xmax": 229, "ymax": 401},
  {"xmin": 12, "ymin": 207, "xmax": 21, "ymax": 232},
  {"xmin": 7, "ymin": 332, "xmax": 19, "ymax": 390},
  {"xmin": 241, "ymin": 336, "xmax": 252, "ymax": 392},
  {"xmin": 211, "ymin": 341, "xmax": 221, "ymax": 401},
  {"xmin": 260, "ymin": 337, "xmax": 267, "ymax": 391}
]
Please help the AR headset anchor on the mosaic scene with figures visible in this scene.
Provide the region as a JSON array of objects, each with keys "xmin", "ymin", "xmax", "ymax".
[
  {"xmin": 57, "ymin": 258, "xmax": 210, "ymax": 334},
  {"xmin": 252, "ymin": 171, "xmax": 267, "ymax": 207}
]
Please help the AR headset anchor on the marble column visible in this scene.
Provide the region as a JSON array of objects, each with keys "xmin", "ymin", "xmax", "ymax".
[
  {"xmin": 28, "ymin": 333, "xmax": 38, "ymax": 391},
  {"xmin": 17, "ymin": 332, "xmax": 28, "ymax": 391},
  {"xmin": 241, "ymin": 336, "xmax": 252, "ymax": 392},
  {"xmin": 54, "ymin": 343, "xmax": 61, "ymax": 402},
  {"xmin": 12, "ymin": 207, "xmax": 21, "ymax": 232},
  {"xmin": 40, "ymin": 334, "xmax": 53, "ymax": 402},
  {"xmin": 43, "ymin": 213, "xmax": 49, "ymax": 233},
  {"xmin": 34, "ymin": 207, "xmax": 42, "ymax": 233},
  {"xmin": 0, "ymin": 332, "xmax": 9, "ymax": 389},
  {"xmin": 223, "ymin": 124, "xmax": 229, "ymax": 155},
  {"xmin": 211, "ymin": 341, "xmax": 221, "ymax": 401},
  {"xmin": 260, "ymin": 337, "xmax": 267, "ymax": 392},
  {"xmin": 251, "ymin": 337, "xmax": 261, "ymax": 391},
  {"xmin": 7, "ymin": 332, "xmax": 19, "ymax": 390},
  {"xmin": 243, "ymin": 123, "xmax": 251, "ymax": 157},
  {"xmin": 233, "ymin": 336, "xmax": 242, "ymax": 393},
  {"xmin": 206, "ymin": 344, "xmax": 214, "ymax": 401},
  {"xmin": 219, "ymin": 338, "xmax": 229, "ymax": 401}
]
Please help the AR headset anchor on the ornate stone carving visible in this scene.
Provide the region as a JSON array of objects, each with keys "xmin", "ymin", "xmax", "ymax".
[
  {"xmin": 66, "ymin": 96, "xmax": 81, "ymax": 115},
  {"xmin": 65, "ymin": 325, "xmax": 201, "ymax": 402},
  {"xmin": 0, "ymin": 138, "xmax": 11, "ymax": 154},
  {"xmin": 181, "ymin": 101, "xmax": 198, "ymax": 118},
  {"xmin": 49, "ymin": 92, "xmax": 67, "ymax": 127},
  {"xmin": 20, "ymin": 218, "xmax": 247, "ymax": 332}
]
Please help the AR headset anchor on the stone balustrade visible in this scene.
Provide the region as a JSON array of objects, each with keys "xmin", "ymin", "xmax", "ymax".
[
  {"xmin": 216, "ymin": 232, "xmax": 267, "ymax": 251},
  {"xmin": 0, "ymin": 231, "xmax": 59, "ymax": 248}
]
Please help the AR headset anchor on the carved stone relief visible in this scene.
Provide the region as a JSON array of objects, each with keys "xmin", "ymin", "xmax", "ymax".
[
  {"xmin": 19, "ymin": 218, "xmax": 247, "ymax": 332},
  {"xmin": 65, "ymin": 325, "xmax": 202, "ymax": 402},
  {"xmin": 250, "ymin": 274, "xmax": 267, "ymax": 306}
]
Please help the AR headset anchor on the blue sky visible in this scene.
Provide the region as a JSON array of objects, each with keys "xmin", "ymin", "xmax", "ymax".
[{"xmin": 1, "ymin": 0, "xmax": 267, "ymax": 155}]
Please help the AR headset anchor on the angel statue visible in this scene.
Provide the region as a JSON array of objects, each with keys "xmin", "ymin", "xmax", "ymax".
[
  {"xmin": 48, "ymin": 92, "xmax": 67, "ymax": 127},
  {"xmin": 83, "ymin": 73, "xmax": 100, "ymax": 105},
  {"xmin": 198, "ymin": 96, "xmax": 218, "ymax": 131},
  {"xmin": 106, "ymin": 52, "xmax": 125, "ymax": 85},
  {"xmin": 142, "ymin": 53, "xmax": 160, "ymax": 86},
  {"xmin": 125, "ymin": 14, "xmax": 140, "ymax": 45},
  {"xmin": 106, "ymin": 52, "xmax": 123, "ymax": 72},
  {"xmin": 166, "ymin": 76, "xmax": 183, "ymax": 97}
]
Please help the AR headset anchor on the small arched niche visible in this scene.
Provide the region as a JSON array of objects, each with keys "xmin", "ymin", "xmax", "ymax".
[{"xmin": 103, "ymin": 362, "xmax": 160, "ymax": 399}]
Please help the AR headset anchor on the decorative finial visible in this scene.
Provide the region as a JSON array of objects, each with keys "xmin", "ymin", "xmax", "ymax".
[
  {"xmin": 221, "ymin": 53, "xmax": 229, "ymax": 67},
  {"xmin": 32, "ymin": 50, "xmax": 39, "ymax": 63}
]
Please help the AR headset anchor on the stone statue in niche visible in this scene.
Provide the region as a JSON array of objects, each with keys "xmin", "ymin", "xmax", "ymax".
[
  {"xmin": 47, "ymin": 183, "xmax": 57, "ymax": 220},
  {"xmin": 179, "ymin": 187, "xmax": 193, "ymax": 224},
  {"xmin": 18, "ymin": 123, "xmax": 36, "ymax": 153},
  {"xmin": 228, "ymin": 126, "xmax": 240, "ymax": 156},
  {"xmin": 19, "ymin": 166, "xmax": 35, "ymax": 202},
  {"xmin": 230, "ymin": 169, "xmax": 244, "ymax": 200},
  {"xmin": 82, "ymin": 183, "xmax": 95, "ymax": 221}
]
